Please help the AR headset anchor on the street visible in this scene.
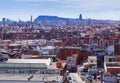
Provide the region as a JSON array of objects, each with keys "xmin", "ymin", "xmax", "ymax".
[{"xmin": 68, "ymin": 73, "xmax": 85, "ymax": 83}]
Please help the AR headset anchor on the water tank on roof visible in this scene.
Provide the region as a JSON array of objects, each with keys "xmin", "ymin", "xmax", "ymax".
[{"xmin": 56, "ymin": 61, "xmax": 62, "ymax": 68}]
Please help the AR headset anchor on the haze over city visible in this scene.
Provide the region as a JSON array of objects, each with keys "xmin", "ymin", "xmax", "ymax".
[
  {"xmin": 0, "ymin": 0, "xmax": 120, "ymax": 21},
  {"xmin": 0, "ymin": 0, "xmax": 120, "ymax": 83}
]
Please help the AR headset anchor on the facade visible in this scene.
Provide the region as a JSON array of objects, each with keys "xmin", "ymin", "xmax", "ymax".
[
  {"xmin": 88, "ymin": 56, "xmax": 97, "ymax": 67},
  {"xmin": 83, "ymin": 56, "xmax": 97, "ymax": 72},
  {"xmin": 114, "ymin": 44, "xmax": 120, "ymax": 55},
  {"xmin": 67, "ymin": 54, "xmax": 78, "ymax": 71},
  {"xmin": 59, "ymin": 47, "xmax": 80, "ymax": 60},
  {"xmin": 104, "ymin": 56, "xmax": 120, "ymax": 74},
  {"xmin": 92, "ymin": 50, "xmax": 106, "ymax": 56},
  {"xmin": 59, "ymin": 46, "xmax": 91, "ymax": 62}
]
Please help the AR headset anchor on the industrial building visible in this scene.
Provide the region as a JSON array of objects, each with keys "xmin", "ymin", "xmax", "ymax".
[{"xmin": 0, "ymin": 59, "xmax": 67, "ymax": 83}]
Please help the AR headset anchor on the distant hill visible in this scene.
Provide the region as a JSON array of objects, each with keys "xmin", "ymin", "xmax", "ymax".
[{"xmin": 34, "ymin": 15, "xmax": 77, "ymax": 22}]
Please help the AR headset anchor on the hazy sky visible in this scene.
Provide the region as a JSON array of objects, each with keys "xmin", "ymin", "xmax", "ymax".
[{"xmin": 0, "ymin": 0, "xmax": 120, "ymax": 21}]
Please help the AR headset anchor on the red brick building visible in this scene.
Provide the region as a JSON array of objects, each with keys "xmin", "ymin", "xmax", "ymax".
[
  {"xmin": 59, "ymin": 47, "xmax": 92, "ymax": 64},
  {"xmin": 114, "ymin": 44, "xmax": 120, "ymax": 55},
  {"xmin": 104, "ymin": 56, "xmax": 120, "ymax": 74}
]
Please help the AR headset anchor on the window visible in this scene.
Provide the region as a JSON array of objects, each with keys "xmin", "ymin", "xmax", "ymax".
[
  {"xmin": 91, "ymin": 60, "xmax": 93, "ymax": 63},
  {"xmin": 109, "ymin": 58, "xmax": 115, "ymax": 62},
  {"xmin": 55, "ymin": 70, "xmax": 59, "ymax": 74}
]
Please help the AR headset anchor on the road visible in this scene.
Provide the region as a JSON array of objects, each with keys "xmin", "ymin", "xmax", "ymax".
[{"xmin": 68, "ymin": 73, "xmax": 85, "ymax": 83}]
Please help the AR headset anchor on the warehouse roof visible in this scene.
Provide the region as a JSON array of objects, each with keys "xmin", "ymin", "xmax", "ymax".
[{"xmin": 5, "ymin": 59, "xmax": 51, "ymax": 65}]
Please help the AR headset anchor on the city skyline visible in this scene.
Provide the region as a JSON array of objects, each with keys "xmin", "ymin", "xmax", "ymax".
[{"xmin": 0, "ymin": 0, "xmax": 120, "ymax": 21}]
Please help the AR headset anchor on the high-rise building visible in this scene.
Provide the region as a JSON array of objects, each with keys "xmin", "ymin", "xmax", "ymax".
[
  {"xmin": 79, "ymin": 14, "xmax": 82, "ymax": 20},
  {"xmin": 2, "ymin": 18, "xmax": 6, "ymax": 23},
  {"xmin": 30, "ymin": 15, "xmax": 33, "ymax": 22}
]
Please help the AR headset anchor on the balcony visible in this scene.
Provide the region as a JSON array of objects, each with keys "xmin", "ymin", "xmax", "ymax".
[{"xmin": 106, "ymin": 62, "xmax": 120, "ymax": 67}]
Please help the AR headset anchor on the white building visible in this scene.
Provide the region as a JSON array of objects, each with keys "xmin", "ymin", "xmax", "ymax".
[{"xmin": 67, "ymin": 54, "xmax": 78, "ymax": 71}]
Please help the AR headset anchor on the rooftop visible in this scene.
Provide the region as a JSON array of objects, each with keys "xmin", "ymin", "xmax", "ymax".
[
  {"xmin": 88, "ymin": 56, "xmax": 97, "ymax": 60},
  {"xmin": 5, "ymin": 59, "xmax": 51, "ymax": 65},
  {"xmin": 60, "ymin": 46, "xmax": 81, "ymax": 49},
  {"xmin": 0, "ymin": 74, "xmax": 63, "ymax": 82},
  {"xmin": 0, "ymin": 59, "xmax": 66, "ymax": 70}
]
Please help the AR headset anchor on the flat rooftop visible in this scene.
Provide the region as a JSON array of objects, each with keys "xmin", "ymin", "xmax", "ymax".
[
  {"xmin": 4, "ymin": 59, "xmax": 51, "ymax": 65},
  {"xmin": 0, "ymin": 74, "xmax": 63, "ymax": 82},
  {"xmin": 0, "ymin": 59, "xmax": 66, "ymax": 70},
  {"xmin": 88, "ymin": 56, "xmax": 97, "ymax": 60}
]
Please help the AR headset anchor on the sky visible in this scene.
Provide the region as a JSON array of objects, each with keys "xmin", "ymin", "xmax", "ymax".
[{"xmin": 0, "ymin": 0, "xmax": 120, "ymax": 21}]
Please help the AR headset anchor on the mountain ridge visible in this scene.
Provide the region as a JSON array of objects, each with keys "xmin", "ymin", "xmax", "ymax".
[
  {"xmin": 34, "ymin": 15, "xmax": 78, "ymax": 22},
  {"xmin": 34, "ymin": 15, "xmax": 118, "ymax": 23}
]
